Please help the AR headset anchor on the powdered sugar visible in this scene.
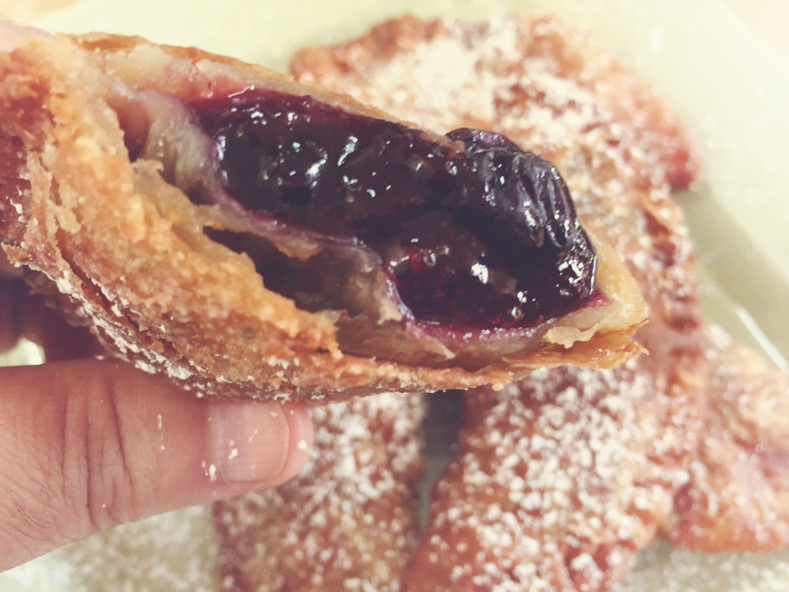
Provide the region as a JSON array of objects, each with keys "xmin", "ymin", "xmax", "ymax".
[
  {"xmin": 214, "ymin": 392, "xmax": 426, "ymax": 591},
  {"xmin": 4, "ymin": 505, "xmax": 217, "ymax": 592}
]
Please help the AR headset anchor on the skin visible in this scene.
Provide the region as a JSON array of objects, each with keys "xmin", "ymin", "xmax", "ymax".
[{"xmin": 0, "ymin": 24, "xmax": 314, "ymax": 571}]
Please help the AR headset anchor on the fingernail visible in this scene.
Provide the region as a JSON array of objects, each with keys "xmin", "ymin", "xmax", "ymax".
[{"xmin": 208, "ymin": 401, "xmax": 290, "ymax": 484}]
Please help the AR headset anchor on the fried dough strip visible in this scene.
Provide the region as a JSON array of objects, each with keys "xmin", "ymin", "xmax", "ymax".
[
  {"xmin": 660, "ymin": 326, "xmax": 789, "ymax": 552},
  {"xmin": 410, "ymin": 360, "xmax": 696, "ymax": 591},
  {"xmin": 213, "ymin": 393, "xmax": 425, "ymax": 592}
]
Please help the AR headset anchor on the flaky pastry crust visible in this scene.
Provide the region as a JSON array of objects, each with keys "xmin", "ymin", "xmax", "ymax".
[{"xmin": 0, "ymin": 31, "xmax": 645, "ymax": 400}]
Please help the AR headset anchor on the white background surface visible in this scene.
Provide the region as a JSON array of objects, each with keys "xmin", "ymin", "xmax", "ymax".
[{"xmin": 0, "ymin": 0, "xmax": 788, "ymax": 590}]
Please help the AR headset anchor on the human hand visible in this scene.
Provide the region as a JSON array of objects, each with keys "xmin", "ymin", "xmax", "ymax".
[{"xmin": 0, "ymin": 26, "xmax": 313, "ymax": 570}]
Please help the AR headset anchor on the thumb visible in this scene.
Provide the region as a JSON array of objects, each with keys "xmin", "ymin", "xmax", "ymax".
[{"xmin": 0, "ymin": 359, "xmax": 313, "ymax": 570}]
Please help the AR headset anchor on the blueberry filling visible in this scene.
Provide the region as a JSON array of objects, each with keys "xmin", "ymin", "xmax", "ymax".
[
  {"xmin": 184, "ymin": 89, "xmax": 596, "ymax": 330},
  {"xmin": 119, "ymin": 84, "xmax": 595, "ymax": 333}
]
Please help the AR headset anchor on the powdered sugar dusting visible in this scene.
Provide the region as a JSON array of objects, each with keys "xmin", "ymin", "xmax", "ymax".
[
  {"xmin": 660, "ymin": 325, "xmax": 789, "ymax": 552},
  {"xmin": 407, "ymin": 358, "xmax": 695, "ymax": 591},
  {"xmin": 214, "ymin": 392, "xmax": 426, "ymax": 591},
  {"xmin": 4, "ymin": 505, "xmax": 217, "ymax": 592}
]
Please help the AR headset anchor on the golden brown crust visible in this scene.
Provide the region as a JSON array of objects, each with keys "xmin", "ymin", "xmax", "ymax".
[{"xmin": 0, "ymin": 30, "xmax": 644, "ymax": 401}]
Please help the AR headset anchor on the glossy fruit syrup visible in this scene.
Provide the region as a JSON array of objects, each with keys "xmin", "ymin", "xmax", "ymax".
[{"xmin": 192, "ymin": 88, "xmax": 597, "ymax": 330}]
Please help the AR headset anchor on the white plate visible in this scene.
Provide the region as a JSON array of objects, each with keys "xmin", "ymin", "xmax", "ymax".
[{"xmin": 1, "ymin": 0, "xmax": 788, "ymax": 590}]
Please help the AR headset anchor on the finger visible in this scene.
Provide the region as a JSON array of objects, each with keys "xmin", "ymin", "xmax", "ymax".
[{"xmin": 0, "ymin": 360, "xmax": 313, "ymax": 570}]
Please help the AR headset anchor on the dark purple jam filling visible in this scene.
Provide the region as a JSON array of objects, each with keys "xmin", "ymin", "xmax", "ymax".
[{"xmin": 191, "ymin": 89, "xmax": 596, "ymax": 330}]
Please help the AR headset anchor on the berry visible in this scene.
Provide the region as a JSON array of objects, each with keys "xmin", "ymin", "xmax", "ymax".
[{"xmin": 192, "ymin": 89, "xmax": 596, "ymax": 329}]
